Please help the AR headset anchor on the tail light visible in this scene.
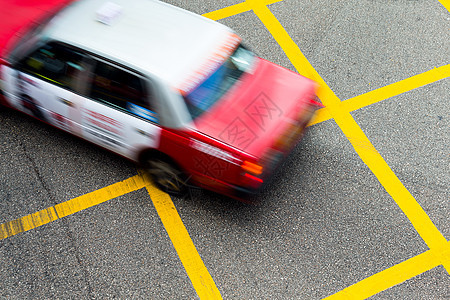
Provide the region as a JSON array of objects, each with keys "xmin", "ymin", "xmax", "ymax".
[
  {"xmin": 240, "ymin": 160, "xmax": 264, "ymax": 189},
  {"xmin": 241, "ymin": 160, "xmax": 263, "ymax": 175}
]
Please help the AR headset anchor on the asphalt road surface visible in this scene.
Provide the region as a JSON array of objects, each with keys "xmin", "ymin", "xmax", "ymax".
[{"xmin": 1, "ymin": 0, "xmax": 449, "ymax": 299}]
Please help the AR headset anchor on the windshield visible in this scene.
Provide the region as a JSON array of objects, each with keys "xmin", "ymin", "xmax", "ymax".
[{"xmin": 184, "ymin": 45, "xmax": 255, "ymax": 119}]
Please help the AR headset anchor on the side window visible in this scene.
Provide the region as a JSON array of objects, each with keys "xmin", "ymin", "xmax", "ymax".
[
  {"xmin": 89, "ymin": 60, "xmax": 158, "ymax": 123},
  {"xmin": 18, "ymin": 42, "xmax": 87, "ymax": 92}
]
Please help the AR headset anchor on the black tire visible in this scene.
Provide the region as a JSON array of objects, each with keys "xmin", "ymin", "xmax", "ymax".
[
  {"xmin": 145, "ymin": 157, "xmax": 188, "ymax": 195},
  {"xmin": 21, "ymin": 94, "xmax": 46, "ymax": 121}
]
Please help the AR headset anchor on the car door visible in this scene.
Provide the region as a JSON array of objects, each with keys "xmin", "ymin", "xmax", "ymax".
[
  {"xmin": 5, "ymin": 42, "xmax": 90, "ymax": 133},
  {"xmin": 80, "ymin": 58, "xmax": 161, "ymax": 160}
]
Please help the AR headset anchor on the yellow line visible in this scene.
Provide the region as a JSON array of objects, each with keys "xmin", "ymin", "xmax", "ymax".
[
  {"xmin": 0, "ymin": 175, "xmax": 146, "ymax": 240},
  {"xmin": 246, "ymin": 0, "xmax": 449, "ymax": 272},
  {"xmin": 54, "ymin": 175, "xmax": 146, "ymax": 218},
  {"xmin": 203, "ymin": 0, "xmax": 449, "ymax": 128},
  {"xmin": 0, "ymin": 3, "xmax": 446, "ymax": 299},
  {"xmin": 438, "ymin": 0, "xmax": 450, "ymax": 12},
  {"xmin": 139, "ymin": 171, "xmax": 222, "ymax": 300},
  {"xmin": 202, "ymin": 1, "xmax": 250, "ymax": 20},
  {"xmin": 309, "ymin": 64, "xmax": 450, "ymax": 126},
  {"xmin": 0, "ymin": 169, "xmax": 221, "ymax": 298},
  {"xmin": 308, "ymin": 106, "xmax": 332, "ymax": 126},
  {"xmin": 325, "ymin": 241, "xmax": 450, "ymax": 299},
  {"xmin": 343, "ymin": 65, "xmax": 450, "ymax": 114},
  {"xmin": 202, "ymin": 0, "xmax": 283, "ymax": 21},
  {"xmin": 3, "ymin": 40, "xmax": 445, "ymax": 239}
]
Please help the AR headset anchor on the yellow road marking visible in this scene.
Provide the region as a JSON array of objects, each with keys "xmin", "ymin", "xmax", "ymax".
[
  {"xmin": 0, "ymin": 175, "xmax": 146, "ymax": 240},
  {"xmin": 0, "ymin": 3, "xmax": 447, "ymax": 299},
  {"xmin": 342, "ymin": 65, "xmax": 450, "ymax": 114},
  {"xmin": 139, "ymin": 171, "xmax": 222, "ymax": 300},
  {"xmin": 246, "ymin": 0, "xmax": 448, "ymax": 280},
  {"xmin": 308, "ymin": 105, "xmax": 332, "ymax": 127},
  {"xmin": 202, "ymin": 1, "xmax": 250, "ymax": 20},
  {"xmin": 202, "ymin": 0, "xmax": 283, "ymax": 21},
  {"xmin": 325, "ymin": 241, "xmax": 450, "ymax": 299},
  {"xmin": 6, "ymin": 63, "xmax": 446, "ymax": 243},
  {"xmin": 309, "ymin": 64, "xmax": 450, "ymax": 126},
  {"xmin": 205, "ymin": 1, "xmax": 449, "ymax": 129},
  {"xmin": 438, "ymin": 0, "xmax": 450, "ymax": 12},
  {"xmin": 0, "ymin": 171, "xmax": 222, "ymax": 299},
  {"xmin": 0, "ymin": 170, "xmax": 221, "ymax": 299}
]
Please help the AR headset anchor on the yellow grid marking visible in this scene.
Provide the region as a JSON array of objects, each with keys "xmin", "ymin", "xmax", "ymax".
[
  {"xmin": 1, "ymin": 5, "xmax": 445, "ymax": 242},
  {"xmin": 0, "ymin": 172, "xmax": 221, "ymax": 299},
  {"xmin": 202, "ymin": 0, "xmax": 282, "ymax": 20},
  {"xmin": 0, "ymin": 175, "xmax": 147, "ymax": 240},
  {"xmin": 246, "ymin": 0, "xmax": 448, "ymax": 255},
  {"xmin": 243, "ymin": 0, "xmax": 449, "ymax": 295},
  {"xmin": 139, "ymin": 171, "xmax": 222, "ymax": 300},
  {"xmin": 438, "ymin": 0, "xmax": 450, "ymax": 11},
  {"xmin": 309, "ymin": 64, "xmax": 450, "ymax": 126},
  {"xmin": 325, "ymin": 241, "xmax": 450, "ymax": 299},
  {"xmin": 1, "ymin": 2, "xmax": 448, "ymax": 300}
]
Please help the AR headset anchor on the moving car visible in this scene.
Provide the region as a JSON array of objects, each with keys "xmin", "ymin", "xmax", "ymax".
[{"xmin": 0, "ymin": 0, "xmax": 320, "ymax": 199}]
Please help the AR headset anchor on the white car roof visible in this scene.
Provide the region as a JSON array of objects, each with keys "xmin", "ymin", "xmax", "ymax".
[{"xmin": 42, "ymin": 0, "xmax": 240, "ymax": 92}]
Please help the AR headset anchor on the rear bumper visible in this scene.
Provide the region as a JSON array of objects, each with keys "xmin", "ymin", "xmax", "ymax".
[
  {"xmin": 192, "ymin": 100, "xmax": 321, "ymax": 201},
  {"xmin": 227, "ymin": 105, "xmax": 320, "ymax": 200},
  {"xmin": 196, "ymin": 143, "xmax": 294, "ymax": 201}
]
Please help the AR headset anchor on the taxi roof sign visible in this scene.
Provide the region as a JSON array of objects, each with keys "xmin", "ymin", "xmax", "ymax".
[{"xmin": 96, "ymin": 2, "xmax": 122, "ymax": 25}]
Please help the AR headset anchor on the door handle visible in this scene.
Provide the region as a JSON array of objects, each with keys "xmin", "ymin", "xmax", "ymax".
[
  {"xmin": 136, "ymin": 128, "xmax": 154, "ymax": 138},
  {"xmin": 59, "ymin": 98, "xmax": 73, "ymax": 107}
]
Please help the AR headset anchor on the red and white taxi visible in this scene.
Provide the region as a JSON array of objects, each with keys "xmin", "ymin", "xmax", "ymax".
[{"xmin": 0, "ymin": 0, "xmax": 320, "ymax": 199}]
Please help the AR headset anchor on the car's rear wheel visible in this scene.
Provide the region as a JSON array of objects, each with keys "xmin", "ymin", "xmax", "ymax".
[{"xmin": 145, "ymin": 157, "xmax": 188, "ymax": 195}]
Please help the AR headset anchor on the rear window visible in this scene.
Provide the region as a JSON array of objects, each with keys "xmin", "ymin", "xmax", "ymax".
[{"xmin": 183, "ymin": 45, "xmax": 255, "ymax": 119}]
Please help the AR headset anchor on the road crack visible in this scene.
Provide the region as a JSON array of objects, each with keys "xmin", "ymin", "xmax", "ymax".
[{"xmin": 18, "ymin": 141, "xmax": 94, "ymax": 297}]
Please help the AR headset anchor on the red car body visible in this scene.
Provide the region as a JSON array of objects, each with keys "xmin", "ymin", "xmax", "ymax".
[
  {"xmin": 0, "ymin": 0, "xmax": 74, "ymax": 105},
  {"xmin": 0, "ymin": 0, "xmax": 320, "ymax": 199}
]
